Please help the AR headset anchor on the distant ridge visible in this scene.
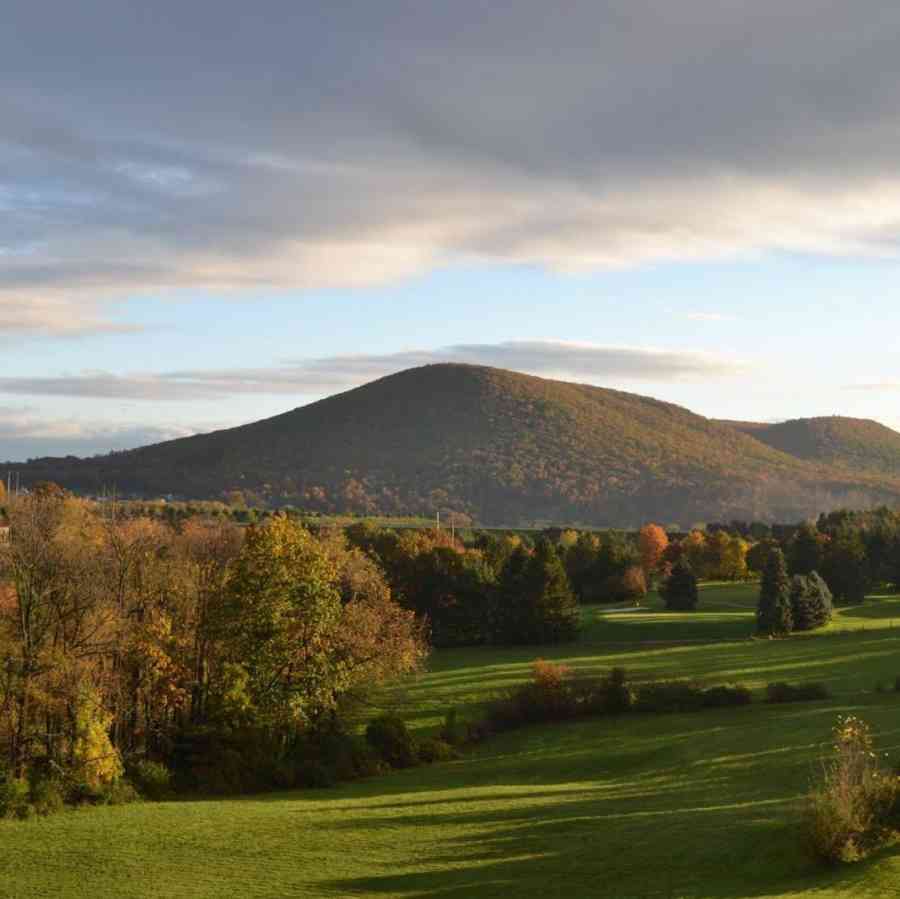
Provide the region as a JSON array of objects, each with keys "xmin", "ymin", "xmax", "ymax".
[
  {"xmin": 9, "ymin": 364, "xmax": 900, "ymax": 525},
  {"xmin": 725, "ymin": 416, "xmax": 900, "ymax": 478}
]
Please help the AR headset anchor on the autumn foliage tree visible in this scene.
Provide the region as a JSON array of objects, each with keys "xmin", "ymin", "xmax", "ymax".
[
  {"xmin": 0, "ymin": 498, "xmax": 428, "ymax": 800},
  {"xmin": 638, "ymin": 524, "xmax": 668, "ymax": 580}
]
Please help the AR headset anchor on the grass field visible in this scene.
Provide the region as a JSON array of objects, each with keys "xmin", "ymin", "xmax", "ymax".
[{"xmin": 4, "ymin": 583, "xmax": 900, "ymax": 898}]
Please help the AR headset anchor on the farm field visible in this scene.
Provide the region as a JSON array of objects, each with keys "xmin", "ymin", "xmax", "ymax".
[{"xmin": 4, "ymin": 583, "xmax": 900, "ymax": 898}]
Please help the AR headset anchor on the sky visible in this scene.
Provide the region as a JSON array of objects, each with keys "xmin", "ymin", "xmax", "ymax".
[{"xmin": 5, "ymin": 1, "xmax": 900, "ymax": 461}]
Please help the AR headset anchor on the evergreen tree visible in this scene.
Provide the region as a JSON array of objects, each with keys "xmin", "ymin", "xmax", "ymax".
[
  {"xmin": 496, "ymin": 540, "xmax": 579, "ymax": 644},
  {"xmin": 788, "ymin": 523, "xmax": 823, "ymax": 576},
  {"xmin": 564, "ymin": 532, "xmax": 599, "ymax": 601},
  {"xmin": 527, "ymin": 539, "xmax": 580, "ymax": 643},
  {"xmin": 790, "ymin": 571, "xmax": 833, "ymax": 631},
  {"xmin": 494, "ymin": 545, "xmax": 533, "ymax": 642},
  {"xmin": 821, "ymin": 525, "xmax": 871, "ymax": 605},
  {"xmin": 757, "ymin": 546, "xmax": 793, "ymax": 635},
  {"xmin": 660, "ymin": 559, "xmax": 698, "ymax": 611}
]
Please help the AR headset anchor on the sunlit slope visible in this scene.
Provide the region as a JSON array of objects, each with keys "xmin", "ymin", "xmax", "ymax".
[
  {"xmin": 15, "ymin": 364, "xmax": 900, "ymax": 524},
  {"xmin": 727, "ymin": 415, "xmax": 900, "ymax": 477},
  {"xmin": 6, "ymin": 584, "xmax": 900, "ymax": 898}
]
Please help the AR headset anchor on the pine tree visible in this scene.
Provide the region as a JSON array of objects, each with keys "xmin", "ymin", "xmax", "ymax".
[
  {"xmin": 528, "ymin": 540, "xmax": 580, "ymax": 643},
  {"xmin": 757, "ymin": 546, "xmax": 793, "ymax": 635},
  {"xmin": 496, "ymin": 540, "xmax": 579, "ymax": 644},
  {"xmin": 660, "ymin": 559, "xmax": 698, "ymax": 611},
  {"xmin": 788, "ymin": 523, "xmax": 823, "ymax": 576},
  {"xmin": 495, "ymin": 545, "xmax": 533, "ymax": 643},
  {"xmin": 790, "ymin": 571, "xmax": 833, "ymax": 631},
  {"xmin": 821, "ymin": 526, "xmax": 870, "ymax": 605}
]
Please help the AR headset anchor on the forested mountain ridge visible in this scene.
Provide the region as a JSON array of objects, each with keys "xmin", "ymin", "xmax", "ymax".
[
  {"xmin": 8, "ymin": 364, "xmax": 900, "ymax": 525},
  {"xmin": 724, "ymin": 416, "xmax": 900, "ymax": 478}
]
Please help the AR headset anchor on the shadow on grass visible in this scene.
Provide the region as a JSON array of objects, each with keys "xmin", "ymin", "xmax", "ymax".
[
  {"xmin": 314, "ymin": 778, "xmax": 900, "ymax": 899},
  {"xmin": 836, "ymin": 600, "xmax": 900, "ymax": 622}
]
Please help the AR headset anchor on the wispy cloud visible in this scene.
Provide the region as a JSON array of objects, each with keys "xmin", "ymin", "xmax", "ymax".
[
  {"xmin": 0, "ymin": 406, "xmax": 206, "ymax": 462},
  {"xmin": 843, "ymin": 380, "xmax": 900, "ymax": 392},
  {"xmin": 0, "ymin": 340, "xmax": 746, "ymax": 402},
  {"xmin": 0, "ymin": 298, "xmax": 143, "ymax": 338}
]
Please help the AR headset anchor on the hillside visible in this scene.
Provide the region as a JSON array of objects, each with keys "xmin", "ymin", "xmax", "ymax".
[
  {"xmin": 10, "ymin": 365, "xmax": 900, "ymax": 525},
  {"xmin": 726, "ymin": 416, "xmax": 900, "ymax": 477},
  {"xmin": 6, "ymin": 585, "xmax": 900, "ymax": 897}
]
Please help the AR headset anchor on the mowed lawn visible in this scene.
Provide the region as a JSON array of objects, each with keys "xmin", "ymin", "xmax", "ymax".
[{"xmin": 5, "ymin": 583, "xmax": 900, "ymax": 898}]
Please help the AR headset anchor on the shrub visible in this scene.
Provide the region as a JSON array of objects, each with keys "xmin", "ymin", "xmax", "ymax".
[
  {"xmin": 67, "ymin": 781, "xmax": 104, "ymax": 806},
  {"xmin": 127, "ymin": 759, "xmax": 173, "ymax": 800},
  {"xmin": 488, "ymin": 659, "xmax": 582, "ymax": 729},
  {"xmin": 660, "ymin": 560, "xmax": 698, "ymax": 611},
  {"xmin": 417, "ymin": 738, "xmax": 456, "ymax": 764},
  {"xmin": 766, "ymin": 681, "xmax": 831, "ymax": 703},
  {"xmin": 296, "ymin": 762, "xmax": 337, "ymax": 789},
  {"xmin": 30, "ymin": 779, "xmax": 66, "ymax": 817},
  {"xmin": 365, "ymin": 715, "xmax": 419, "ymax": 768},
  {"xmin": 634, "ymin": 681, "xmax": 705, "ymax": 714},
  {"xmin": 0, "ymin": 776, "xmax": 31, "ymax": 819},
  {"xmin": 702, "ymin": 684, "xmax": 753, "ymax": 708},
  {"xmin": 804, "ymin": 716, "xmax": 899, "ymax": 864},
  {"xmin": 99, "ymin": 779, "xmax": 141, "ymax": 806},
  {"xmin": 439, "ymin": 708, "xmax": 465, "ymax": 747},
  {"xmin": 595, "ymin": 667, "xmax": 634, "ymax": 714}
]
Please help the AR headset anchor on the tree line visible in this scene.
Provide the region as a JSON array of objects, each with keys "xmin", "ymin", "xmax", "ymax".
[{"xmin": 0, "ymin": 485, "xmax": 427, "ymax": 801}]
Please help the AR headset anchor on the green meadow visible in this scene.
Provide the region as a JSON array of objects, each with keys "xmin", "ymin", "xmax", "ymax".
[{"xmin": 4, "ymin": 583, "xmax": 900, "ymax": 898}]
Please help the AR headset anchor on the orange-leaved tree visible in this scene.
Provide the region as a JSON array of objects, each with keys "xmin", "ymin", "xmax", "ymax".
[{"xmin": 638, "ymin": 524, "xmax": 669, "ymax": 577}]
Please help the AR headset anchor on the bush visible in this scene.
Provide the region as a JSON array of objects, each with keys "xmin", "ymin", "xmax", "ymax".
[
  {"xmin": 804, "ymin": 716, "xmax": 899, "ymax": 864},
  {"xmin": 766, "ymin": 681, "xmax": 831, "ymax": 703},
  {"xmin": 599, "ymin": 667, "xmax": 635, "ymax": 714},
  {"xmin": 417, "ymin": 738, "xmax": 456, "ymax": 764},
  {"xmin": 701, "ymin": 684, "xmax": 753, "ymax": 708},
  {"xmin": 439, "ymin": 708, "xmax": 465, "ymax": 747},
  {"xmin": 30, "ymin": 779, "xmax": 66, "ymax": 817},
  {"xmin": 365, "ymin": 715, "xmax": 419, "ymax": 768},
  {"xmin": 487, "ymin": 660, "xmax": 581, "ymax": 730},
  {"xmin": 169, "ymin": 726, "xmax": 250, "ymax": 794},
  {"xmin": 0, "ymin": 776, "xmax": 31, "ymax": 819},
  {"xmin": 634, "ymin": 681, "xmax": 705, "ymax": 714},
  {"xmin": 99, "ymin": 779, "xmax": 141, "ymax": 806},
  {"xmin": 296, "ymin": 762, "xmax": 337, "ymax": 789},
  {"xmin": 67, "ymin": 781, "xmax": 103, "ymax": 806},
  {"xmin": 127, "ymin": 759, "xmax": 173, "ymax": 800}
]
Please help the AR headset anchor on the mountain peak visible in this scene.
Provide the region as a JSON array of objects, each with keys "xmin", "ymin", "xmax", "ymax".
[{"xmin": 11, "ymin": 365, "xmax": 900, "ymax": 525}]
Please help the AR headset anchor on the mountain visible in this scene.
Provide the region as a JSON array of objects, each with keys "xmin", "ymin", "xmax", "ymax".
[
  {"xmin": 9, "ymin": 364, "xmax": 900, "ymax": 526},
  {"xmin": 725, "ymin": 416, "xmax": 900, "ymax": 478}
]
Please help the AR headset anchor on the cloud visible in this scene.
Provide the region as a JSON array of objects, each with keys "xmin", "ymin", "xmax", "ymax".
[
  {"xmin": 0, "ymin": 406, "xmax": 205, "ymax": 462},
  {"xmin": 0, "ymin": 298, "xmax": 143, "ymax": 338},
  {"xmin": 843, "ymin": 380, "xmax": 900, "ymax": 392},
  {"xmin": 0, "ymin": 340, "xmax": 745, "ymax": 401},
  {"xmin": 6, "ymin": 1, "xmax": 900, "ymax": 328}
]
